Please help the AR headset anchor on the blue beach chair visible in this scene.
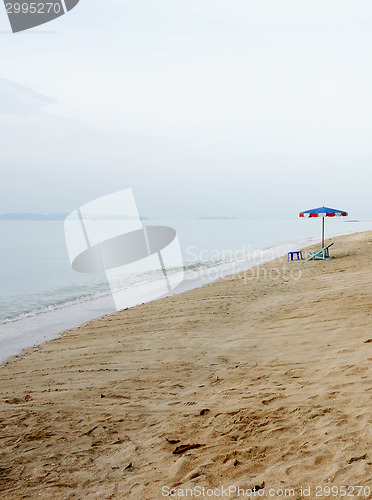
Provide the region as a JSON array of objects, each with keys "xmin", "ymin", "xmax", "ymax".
[{"xmin": 306, "ymin": 243, "xmax": 334, "ymax": 261}]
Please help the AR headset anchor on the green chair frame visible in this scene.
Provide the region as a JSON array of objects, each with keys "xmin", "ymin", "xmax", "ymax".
[{"xmin": 307, "ymin": 243, "xmax": 334, "ymax": 261}]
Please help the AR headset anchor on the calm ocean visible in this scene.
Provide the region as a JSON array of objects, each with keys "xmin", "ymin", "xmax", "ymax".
[{"xmin": 0, "ymin": 218, "xmax": 370, "ymax": 362}]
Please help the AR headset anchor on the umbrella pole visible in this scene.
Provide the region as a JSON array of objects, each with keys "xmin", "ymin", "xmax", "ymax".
[{"xmin": 322, "ymin": 216, "xmax": 325, "ymax": 248}]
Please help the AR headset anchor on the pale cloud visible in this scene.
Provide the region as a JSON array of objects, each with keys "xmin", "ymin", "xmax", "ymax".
[{"xmin": 0, "ymin": 77, "xmax": 55, "ymax": 116}]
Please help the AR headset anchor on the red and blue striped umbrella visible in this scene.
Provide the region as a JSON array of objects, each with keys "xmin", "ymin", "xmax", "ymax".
[{"xmin": 299, "ymin": 206, "xmax": 348, "ymax": 248}]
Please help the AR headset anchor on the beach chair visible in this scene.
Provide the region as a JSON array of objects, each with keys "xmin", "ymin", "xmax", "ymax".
[{"xmin": 306, "ymin": 243, "xmax": 334, "ymax": 261}]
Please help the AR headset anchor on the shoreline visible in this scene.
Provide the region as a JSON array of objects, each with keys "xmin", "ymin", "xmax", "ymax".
[
  {"xmin": 0, "ymin": 235, "xmax": 322, "ymax": 365},
  {"xmin": 1, "ymin": 231, "xmax": 372, "ymax": 497}
]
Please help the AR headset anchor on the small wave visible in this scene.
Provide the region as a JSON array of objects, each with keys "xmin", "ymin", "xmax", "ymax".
[{"xmin": 0, "ymin": 289, "xmax": 112, "ymax": 325}]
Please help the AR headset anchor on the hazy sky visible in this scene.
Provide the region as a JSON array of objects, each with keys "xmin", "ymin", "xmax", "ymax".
[{"xmin": 1, "ymin": 0, "xmax": 372, "ymax": 218}]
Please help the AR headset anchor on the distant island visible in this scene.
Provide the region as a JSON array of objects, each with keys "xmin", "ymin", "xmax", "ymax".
[
  {"xmin": 0, "ymin": 213, "xmax": 67, "ymax": 221},
  {"xmin": 197, "ymin": 216, "xmax": 238, "ymax": 220},
  {"xmin": 0, "ymin": 213, "xmax": 149, "ymax": 221}
]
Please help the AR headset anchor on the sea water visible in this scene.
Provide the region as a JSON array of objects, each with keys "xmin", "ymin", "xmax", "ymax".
[{"xmin": 0, "ymin": 218, "xmax": 370, "ymax": 363}]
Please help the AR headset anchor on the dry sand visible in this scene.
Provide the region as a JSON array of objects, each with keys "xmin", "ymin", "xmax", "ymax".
[{"xmin": 1, "ymin": 232, "xmax": 372, "ymax": 499}]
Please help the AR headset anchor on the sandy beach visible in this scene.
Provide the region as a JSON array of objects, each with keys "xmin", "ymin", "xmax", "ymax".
[{"xmin": 1, "ymin": 231, "xmax": 372, "ymax": 499}]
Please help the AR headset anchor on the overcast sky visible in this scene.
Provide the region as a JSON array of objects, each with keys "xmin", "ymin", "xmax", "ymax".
[{"xmin": 1, "ymin": 0, "xmax": 372, "ymax": 218}]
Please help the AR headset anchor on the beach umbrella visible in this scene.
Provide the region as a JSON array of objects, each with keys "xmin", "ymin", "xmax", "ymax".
[{"xmin": 299, "ymin": 206, "xmax": 348, "ymax": 248}]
